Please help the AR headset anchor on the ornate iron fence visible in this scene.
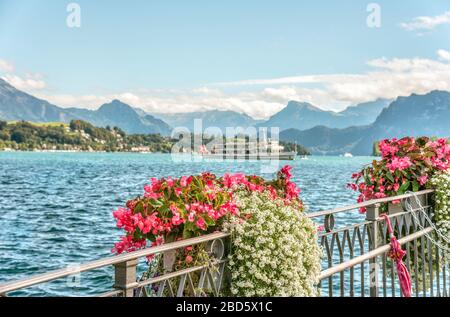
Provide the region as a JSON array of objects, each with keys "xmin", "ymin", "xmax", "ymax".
[
  {"xmin": 311, "ymin": 189, "xmax": 449, "ymax": 297},
  {"xmin": 0, "ymin": 189, "xmax": 448, "ymax": 297}
]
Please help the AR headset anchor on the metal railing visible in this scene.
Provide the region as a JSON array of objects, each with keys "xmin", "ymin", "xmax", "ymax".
[
  {"xmin": 0, "ymin": 189, "xmax": 448, "ymax": 297},
  {"xmin": 0, "ymin": 232, "xmax": 230, "ymax": 297},
  {"xmin": 310, "ymin": 189, "xmax": 449, "ymax": 297}
]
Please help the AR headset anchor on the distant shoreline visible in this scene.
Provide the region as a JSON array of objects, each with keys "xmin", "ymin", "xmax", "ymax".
[
  {"xmin": 0, "ymin": 149, "xmax": 166, "ymax": 154},
  {"xmin": 0, "ymin": 150, "xmax": 376, "ymax": 159}
]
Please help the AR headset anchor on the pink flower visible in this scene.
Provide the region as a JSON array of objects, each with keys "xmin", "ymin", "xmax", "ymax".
[
  {"xmin": 155, "ymin": 236, "xmax": 164, "ymax": 245},
  {"xmin": 280, "ymin": 165, "xmax": 293, "ymax": 181},
  {"xmin": 171, "ymin": 214, "xmax": 184, "ymax": 225},
  {"xmin": 113, "ymin": 207, "xmax": 138, "ymax": 233},
  {"xmin": 418, "ymin": 175, "xmax": 428, "ymax": 186},
  {"xmin": 285, "ymin": 181, "xmax": 300, "ymax": 200},
  {"xmin": 374, "ymin": 192, "xmax": 386, "ymax": 199},
  {"xmin": 143, "ymin": 189, "xmax": 162, "ymax": 199},
  {"xmin": 219, "ymin": 201, "xmax": 239, "ymax": 216},
  {"xmin": 379, "ymin": 139, "xmax": 399, "ymax": 158},
  {"xmin": 166, "ymin": 177, "xmax": 174, "ymax": 187},
  {"xmin": 112, "ymin": 236, "xmax": 146, "ymax": 254},
  {"xmin": 195, "ymin": 217, "xmax": 207, "ymax": 231},
  {"xmin": 180, "ymin": 176, "xmax": 188, "ymax": 187},
  {"xmin": 223, "ymin": 173, "xmax": 247, "ymax": 188},
  {"xmin": 113, "ymin": 166, "xmax": 311, "ymax": 258},
  {"xmin": 267, "ymin": 185, "xmax": 278, "ymax": 199},
  {"xmin": 185, "ymin": 255, "xmax": 193, "ymax": 264},
  {"xmin": 207, "ymin": 193, "xmax": 216, "ymax": 200},
  {"xmin": 386, "ymin": 156, "xmax": 412, "ymax": 172}
]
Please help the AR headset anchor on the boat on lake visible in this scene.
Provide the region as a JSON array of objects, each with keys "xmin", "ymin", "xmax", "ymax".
[{"xmin": 200, "ymin": 139, "xmax": 297, "ymax": 161}]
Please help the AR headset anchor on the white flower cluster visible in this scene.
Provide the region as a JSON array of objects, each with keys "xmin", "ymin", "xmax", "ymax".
[
  {"xmin": 224, "ymin": 190, "xmax": 322, "ymax": 297},
  {"xmin": 430, "ymin": 172, "xmax": 450, "ymax": 242}
]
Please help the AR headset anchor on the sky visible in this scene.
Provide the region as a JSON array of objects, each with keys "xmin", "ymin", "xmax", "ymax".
[{"xmin": 0, "ymin": 0, "xmax": 450, "ymax": 119}]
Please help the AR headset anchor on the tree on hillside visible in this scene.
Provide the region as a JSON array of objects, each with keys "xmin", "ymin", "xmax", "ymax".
[
  {"xmin": 0, "ymin": 121, "xmax": 7, "ymax": 130},
  {"xmin": 11, "ymin": 130, "xmax": 28, "ymax": 143}
]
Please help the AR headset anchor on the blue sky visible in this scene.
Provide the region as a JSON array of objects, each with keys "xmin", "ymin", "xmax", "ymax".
[{"xmin": 0, "ymin": 0, "xmax": 450, "ymax": 118}]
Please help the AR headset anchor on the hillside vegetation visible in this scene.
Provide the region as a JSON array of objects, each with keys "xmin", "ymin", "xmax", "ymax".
[
  {"xmin": 0, "ymin": 120, "xmax": 309, "ymax": 155},
  {"xmin": 0, "ymin": 120, "xmax": 174, "ymax": 152}
]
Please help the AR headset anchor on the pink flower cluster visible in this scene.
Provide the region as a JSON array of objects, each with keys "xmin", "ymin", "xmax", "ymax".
[
  {"xmin": 349, "ymin": 137, "xmax": 450, "ymax": 213},
  {"xmin": 112, "ymin": 166, "xmax": 303, "ymax": 257},
  {"xmin": 278, "ymin": 165, "xmax": 301, "ymax": 202},
  {"xmin": 386, "ymin": 156, "xmax": 412, "ymax": 173}
]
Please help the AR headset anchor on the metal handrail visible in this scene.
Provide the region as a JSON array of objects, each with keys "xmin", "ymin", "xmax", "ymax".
[
  {"xmin": 318, "ymin": 227, "xmax": 434, "ymax": 280},
  {"xmin": 307, "ymin": 189, "xmax": 434, "ymax": 218},
  {"xmin": 0, "ymin": 231, "xmax": 230, "ymax": 295},
  {"xmin": 0, "ymin": 189, "xmax": 435, "ymax": 296}
]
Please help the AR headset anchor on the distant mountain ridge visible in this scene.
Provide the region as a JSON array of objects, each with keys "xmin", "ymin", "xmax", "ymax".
[
  {"xmin": 152, "ymin": 99, "xmax": 389, "ymax": 132},
  {"xmin": 280, "ymin": 125, "xmax": 370, "ymax": 156},
  {"xmin": 280, "ymin": 90, "xmax": 450, "ymax": 156},
  {"xmin": 260, "ymin": 99, "xmax": 391, "ymax": 131},
  {"xmin": 5, "ymin": 77, "xmax": 446, "ymax": 155},
  {"xmin": 152, "ymin": 110, "xmax": 260, "ymax": 132},
  {"xmin": 0, "ymin": 78, "xmax": 171, "ymax": 135},
  {"xmin": 0, "ymin": 78, "xmax": 72, "ymax": 123}
]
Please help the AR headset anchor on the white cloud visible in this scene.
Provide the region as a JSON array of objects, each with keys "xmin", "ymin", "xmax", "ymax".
[
  {"xmin": 7, "ymin": 50, "xmax": 450, "ymax": 120},
  {"xmin": 35, "ymin": 94, "xmax": 110, "ymax": 109},
  {"xmin": 0, "ymin": 59, "xmax": 14, "ymax": 73},
  {"xmin": 192, "ymin": 87, "xmax": 223, "ymax": 96},
  {"xmin": 211, "ymin": 49, "xmax": 450, "ymax": 110},
  {"xmin": 400, "ymin": 10, "xmax": 450, "ymax": 31},
  {"xmin": 36, "ymin": 89, "xmax": 285, "ymax": 120},
  {"xmin": 0, "ymin": 58, "xmax": 47, "ymax": 91},
  {"xmin": 2, "ymin": 73, "xmax": 46, "ymax": 90},
  {"xmin": 438, "ymin": 49, "xmax": 450, "ymax": 62}
]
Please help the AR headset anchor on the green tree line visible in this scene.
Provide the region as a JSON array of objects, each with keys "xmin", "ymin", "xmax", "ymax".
[
  {"xmin": 0, "ymin": 119, "xmax": 310, "ymax": 155},
  {"xmin": 0, "ymin": 120, "xmax": 175, "ymax": 152}
]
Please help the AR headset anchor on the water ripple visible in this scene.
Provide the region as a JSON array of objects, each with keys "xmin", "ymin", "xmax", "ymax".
[{"xmin": 0, "ymin": 152, "xmax": 372, "ymax": 296}]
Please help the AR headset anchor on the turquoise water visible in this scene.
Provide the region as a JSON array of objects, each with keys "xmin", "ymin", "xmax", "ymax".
[{"xmin": 0, "ymin": 152, "xmax": 373, "ymax": 296}]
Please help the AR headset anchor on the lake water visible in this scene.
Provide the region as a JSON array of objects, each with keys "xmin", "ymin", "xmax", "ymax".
[{"xmin": 0, "ymin": 152, "xmax": 373, "ymax": 296}]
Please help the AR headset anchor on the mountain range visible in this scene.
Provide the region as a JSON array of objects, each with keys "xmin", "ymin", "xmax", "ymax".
[
  {"xmin": 0, "ymin": 76, "xmax": 389, "ymax": 135},
  {"xmin": 152, "ymin": 110, "xmax": 261, "ymax": 132},
  {"xmin": 260, "ymin": 99, "xmax": 391, "ymax": 131},
  {"xmin": 2, "ymin": 77, "xmax": 449, "ymax": 156},
  {"xmin": 280, "ymin": 90, "xmax": 450, "ymax": 155},
  {"xmin": 0, "ymin": 78, "xmax": 171, "ymax": 135}
]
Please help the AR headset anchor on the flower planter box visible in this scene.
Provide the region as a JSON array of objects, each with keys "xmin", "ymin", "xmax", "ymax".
[
  {"xmin": 387, "ymin": 193, "xmax": 428, "ymax": 215},
  {"xmin": 163, "ymin": 250, "xmax": 177, "ymax": 272}
]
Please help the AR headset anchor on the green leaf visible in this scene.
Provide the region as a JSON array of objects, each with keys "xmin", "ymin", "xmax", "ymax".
[
  {"xmin": 183, "ymin": 227, "xmax": 193, "ymax": 239},
  {"xmin": 150, "ymin": 199, "xmax": 164, "ymax": 207},
  {"xmin": 203, "ymin": 215, "xmax": 215, "ymax": 226},
  {"xmin": 134, "ymin": 201, "xmax": 144, "ymax": 214},
  {"xmin": 364, "ymin": 170, "xmax": 372, "ymax": 186},
  {"xmin": 398, "ymin": 180, "xmax": 410, "ymax": 195},
  {"xmin": 184, "ymin": 221, "xmax": 194, "ymax": 231},
  {"xmin": 412, "ymin": 180, "xmax": 419, "ymax": 192},
  {"xmin": 386, "ymin": 171, "xmax": 395, "ymax": 183}
]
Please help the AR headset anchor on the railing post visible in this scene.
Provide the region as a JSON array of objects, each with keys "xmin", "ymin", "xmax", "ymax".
[
  {"xmin": 113, "ymin": 259, "xmax": 138, "ymax": 297},
  {"xmin": 366, "ymin": 203, "xmax": 380, "ymax": 297}
]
